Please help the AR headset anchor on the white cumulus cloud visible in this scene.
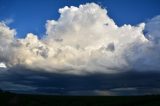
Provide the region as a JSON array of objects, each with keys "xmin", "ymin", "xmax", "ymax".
[{"xmin": 0, "ymin": 3, "xmax": 160, "ymax": 75}]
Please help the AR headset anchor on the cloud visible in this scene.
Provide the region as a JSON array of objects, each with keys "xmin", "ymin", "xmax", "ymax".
[
  {"xmin": 0, "ymin": 62, "xmax": 6, "ymax": 68},
  {"xmin": 145, "ymin": 15, "xmax": 160, "ymax": 44},
  {"xmin": 66, "ymin": 90, "xmax": 114, "ymax": 96},
  {"xmin": 0, "ymin": 69, "xmax": 160, "ymax": 95},
  {"xmin": 0, "ymin": 3, "xmax": 160, "ymax": 75},
  {"xmin": 2, "ymin": 18, "xmax": 14, "ymax": 25},
  {"xmin": 0, "ymin": 81, "xmax": 37, "ymax": 93}
]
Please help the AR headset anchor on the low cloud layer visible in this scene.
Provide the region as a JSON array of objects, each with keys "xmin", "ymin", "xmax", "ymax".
[{"xmin": 0, "ymin": 3, "xmax": 160, "ymax": 75}]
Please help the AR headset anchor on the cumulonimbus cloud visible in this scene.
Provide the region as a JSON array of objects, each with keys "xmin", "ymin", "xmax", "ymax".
[{"xmin": 0, "ymin": 3, "xmax": 160, "ymax": 75}]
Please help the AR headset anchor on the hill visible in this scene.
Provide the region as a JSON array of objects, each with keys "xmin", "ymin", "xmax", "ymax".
[{"xmin": 0, "ymin": 91, "xmax": 160, "ymax": 106}]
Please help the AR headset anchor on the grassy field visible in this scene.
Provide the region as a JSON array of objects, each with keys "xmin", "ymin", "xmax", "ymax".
[{"xmin": 0, "ymin": 92, "xmax": 160, "ymax": 106}]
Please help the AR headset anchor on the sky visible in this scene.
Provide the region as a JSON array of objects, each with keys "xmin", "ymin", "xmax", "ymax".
[
  {"xmin": 0, "ymin": 0, "xmax": 160, "ymax": 38},
  {"xmin": 0, "ymin": 0, "xmax": 160, "ymax": 95}
]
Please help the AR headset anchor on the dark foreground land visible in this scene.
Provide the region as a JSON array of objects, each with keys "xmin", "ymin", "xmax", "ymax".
[{"xmin": 0, "ymin": 92, "xmax": 160, "ymax": 106}]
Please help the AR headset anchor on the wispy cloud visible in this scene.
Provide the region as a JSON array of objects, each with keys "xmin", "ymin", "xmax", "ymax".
[{"xmin": 2, "ymin": 18, "xmax": 14, "ymax": 25}]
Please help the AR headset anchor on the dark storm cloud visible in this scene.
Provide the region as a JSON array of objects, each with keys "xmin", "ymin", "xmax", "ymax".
[{"xmin": 1, "ymin": 66, "xmax": 160, "ymax": 95}]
